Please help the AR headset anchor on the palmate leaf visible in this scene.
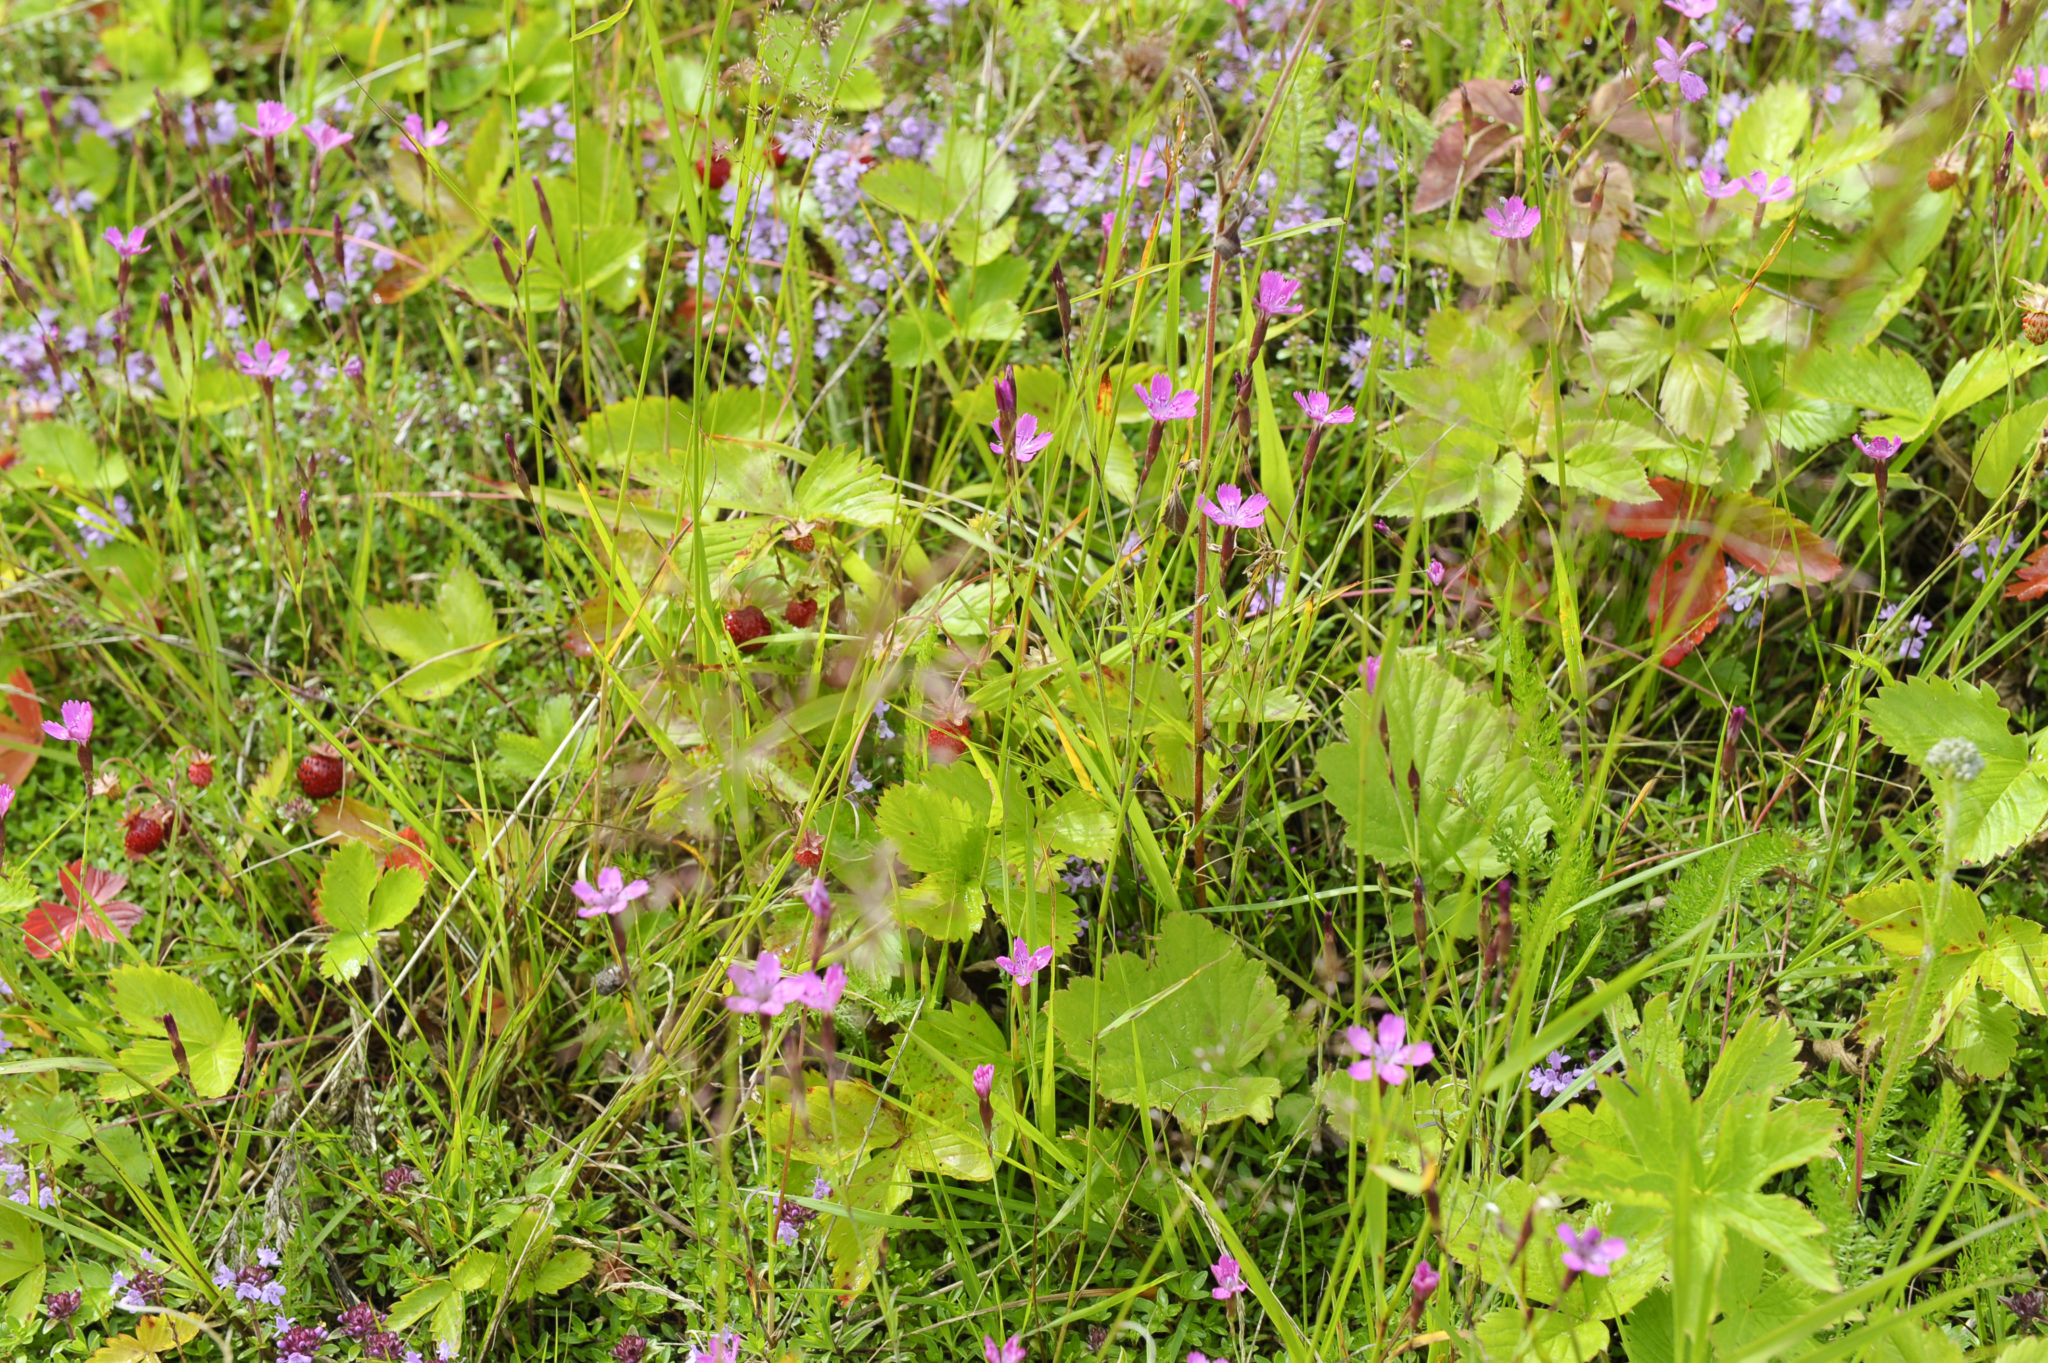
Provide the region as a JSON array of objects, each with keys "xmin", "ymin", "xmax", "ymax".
[
  {"xmin": 362, "ymin": 567, "xmax": 502, "ymax": 701},
  {"xmin": 1050, "ymin": 911, "xmax": 1289, "ymax": 1130},
  {"xmin": 316, "ymin": 842, "xmax": 428, "ymax": 983},
  {"xmin": 751, "ymin": 1077, "xmax": 906, "ymax": 1171},
  {"xmin": 1543, "ymin": 1014, "xmax": 1844, "ymax": 1292},
  {"xmin": 1315, "ymin": 651, "xmax": 1552, "ymax": 879},
  {"xmin": 1863, "ymin": 675, "xmax": 2048, "ymax": 862},
  {"xmin": 1444, "ymin": 1177, "xmax": 1666, "ymax": 1312},
  {"xmin": 100, "ymin": 966, "xmax": 246, "ymax": 1100}
]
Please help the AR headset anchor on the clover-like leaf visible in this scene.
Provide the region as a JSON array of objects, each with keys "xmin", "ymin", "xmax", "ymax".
[{"xmin": 1050, "ymin": 911, "xmax": 1288, "ymax": 1129}]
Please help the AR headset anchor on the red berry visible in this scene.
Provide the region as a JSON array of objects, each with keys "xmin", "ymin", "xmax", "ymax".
[
  {"xmin": 122, "ymin": 806, "xmax": 170, "ymax": 860},
  {"xmin": 767, "ymin": 138, "xmax": 789, "ymax": 169},
  {"xmin": 794, "ymin": 829, "xmax": 824, "ymax": 869},
  {"xmin": 724, "ymin": 605, "xmax": 772, "ymax": 653},
  {"xmin": 784, "ymin": 597, "xmax": 818, "ymax": 627},
  {"xmin": 697, "ymin": 155, "xmax": 732, "ymax": 189},
  {"xmin": 185, "ymin": 751, "xmax": 215, "ymax": 788},
  {"xmin": 297, "ymin": 744, "xmax": 346, "ymax": 799},
  {"xmin": 927, "ymin": 718, "xmax": 971, "ymax": 765}
]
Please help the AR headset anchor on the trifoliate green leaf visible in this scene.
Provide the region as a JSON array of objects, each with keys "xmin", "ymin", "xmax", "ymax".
[{"xmin": 316, "ymin": 842, "xmax": 428, "ymax": 983}]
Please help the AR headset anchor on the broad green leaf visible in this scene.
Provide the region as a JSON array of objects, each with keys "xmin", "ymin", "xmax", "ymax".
[
  {"xmin": 1863, "ymin": 675, "xmax": 2048, "ymax": 862},
  {"xmin": 822, "ymin": 1150, "xmax": 911, "ymax": 1297},
  {"xmin": 1659, "ymin": 345, "xmax": 1749, "ymax": 447},
  {"xmin": 1050, "ymin": 911, "xmax": 1289, "ymax": 1129},
  {"xmin": 892, "ymin": 1002, "xmax": 1012, "ymax": 1179},
  {"xmin": 1931, "ymin": 344, "xmax": 2048, "ymax": 431},
  {"xmin": 1445, "ymin": 1176, "xmax": 1664, "ymax": 1312},
  {"xmin": 886, "ymin": 307, "xmax": 954, "ymax": 367},
  {"xmin": 496, "ymin": 695, "xmax": 593, "ymax": 781},
  {"xmin": 1039, "ymin": 789, "xmax": 1116, "ymax": 861},
  {"xmin": 1971, "ymin": 397, "xmax": 2048, "ymax": 498},
  {"xmin": 1944, "ymin": 988, "xmax": 2018, "ymax": 1077},
  {"xmin": 1532, "ymin": 439, "xmax": 1656, "ymax": 503},
  {"xmin": 929, "ymin": 131, "xmax": 1017, "ymax": 229},
  {"xmin": 459, "ymin": 225, "xmax": 645, "ymax": 310},
  {"xmin": 1787, "ymin": 345, "xmax": 1932, "ymax": 422},
  {"xmin": 578, "ymin": 397, "xmax": 695, "ymax": 468},
  {"xmin": 362, "ymin": 567, "xmax": 502, "ymax": 701},
  {"xmin": 793, "ymin": 446, "xmax": 898, "ymax": 528},
  {"xmin": 1726, "ymin": 81, "xmax": 1809, "ymax": 174},
  {"xmin": 316, "ymin": 842, "xmax": 427, "ymax": 983},
  {"xmin": 877, "ymin": 765, "xmax": 991, "ymax": 938},
  {"xmin": 752, "ymin": 1077, "xmax": 906, "ymax": 1170},
  {"xmin": 100, "ymin": 966, "xmax": 246, "ymax": 1099},
  {"xmin": 9, "ymin": 422, "xmax": 128, "ymax": 492},
  {"xmin": 1475, "ymin": 1308, "xmax": 1609, "ymax": 1363},
  {"xmin": 1316, "ymin": 650, "xmax": 1552, "ymax": 880},
  {"xmin": 384, "ymin": 1280, "xmax": 452, "ymax": 1332},
  {"xmin": 860, "ymin": 160, "xmax": 952, "ymax": 221},
  {"xmin": 0, "ymin": 1204, "xmax": 41, "ymax": 1288}
]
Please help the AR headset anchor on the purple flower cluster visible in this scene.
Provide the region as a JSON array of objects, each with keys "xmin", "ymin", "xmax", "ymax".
[
  {"xmin": 273, "ymin": 1316, "xmax": 328, "ymax": 1363},
  {"xmin": 214, "ymin": 1246, "xmax": 287, "ymax": 1307},
  {"xmin": 517, "ymin": 102, "xmax": 579, "ymax": 165},
  {"xmin": 775, "ymin": 1176, "xmax": 833, "ymax": 1244},
  {"xmin": 1526, "ymin": 1050, "xmax": 1589, "ymax": 1098},
  {"xmin": 0, "ymin": 1126, "xmax": 54, "ymax": 1208},
  {"xmin": 109, "ymin": 1250, "xmax": 168, "ymax": 1311},
  {"xmin": 1875, "ymin": 602, "xmax": 1934, "ymax": 659},
  {"xmin": 1958, "ymin": 533, "xmax": 2026, "ymax": 582}
]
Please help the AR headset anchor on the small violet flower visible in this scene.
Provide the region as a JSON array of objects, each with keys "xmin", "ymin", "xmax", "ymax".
[
  {"xmin": 1652, "ymin": 38, "xmax": 1709, "ymax": 103},
  {"xmin": 1209, "ymin": 1252, "xmax": 1247, "ymax": 1300},
  {"xmin": 1292, "ymin": 390, "xmax": 1356, "ymax": 426},
  {"xmin": 41, "ymin": 699, "xmax": 93, "ymax": 745},
  {"xmin": 1557, "ymin": 1223, "xmax": 1629, "ymax": 1277},
  {"xmin": 994, "ymin": 938, "xmax": 1054, "ymax": 987},
  {"xmin": 571, "ymin": 866, "xmax": 651, "ymax": 918},
  {"xmin": 1197, "ymin": 484, "xmax": 1269, "ymax": 531},
  {"xmin": 1134, "ymin": 372, "xmax": 1200, "ymax": 421},
  {"xmin": 1343, "ymin": 1013, "xmax": 1434, "ymax": 1086},
  {"xmin": 991, "ymin": 412, "xmax": 1055, "ymax": 463},
  {"xmin": 1483, "ymin": 195, "xmax": 1541, "ymax": 240}
]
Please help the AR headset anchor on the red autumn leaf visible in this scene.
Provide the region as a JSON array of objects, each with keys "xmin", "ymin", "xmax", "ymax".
[
  {"xmin": 1646, "ymin": 535, "xmax": 1729, "ymax": 666},
  {"xmin": 24, "ymin": 860, "xmax": 144, "ymax": 958},
  {"xmin": 2006, "ymin": 542, "xmax": 2048, "ymax": 601},
  {"xmin": 0, "ymin": 669, "xmax": 45, "ymax": 788},
  {"xmin": 1607, "ymin": 478, "xmax": 1843, "ymax": 583}
]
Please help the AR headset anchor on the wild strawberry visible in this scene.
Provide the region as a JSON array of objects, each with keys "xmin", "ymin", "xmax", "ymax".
[
  {"xmin": 784, "ymin": 597, "xmax": 818, "ymax": 627},
  {"xmin": 297, "ymin": 743, "xmax": 346, "ymax": 799},
  {"xmin": 724, "ymin": 605, "xmax": 772, "ymax": 653},
  {"xmin": 794, "ymin": 829, "xmax": 824, "ymax": 869},
  {"xmin": 697, "ymin": 155, "xmax": 732, "ymax": 190},
  {"xmin": 928, "ymin": 717, "xmax": 971, "ymax": 765},
  {"xmin": 122, "ymin": 805, "xmax": 171, "ymax": 860},
  {"xmin": 185, "ymin": 750, "xmax": 215, "ymax": 788},
  {"xmin": 766, "ymin": 138, "xmax": 788, "ymax": 169}
]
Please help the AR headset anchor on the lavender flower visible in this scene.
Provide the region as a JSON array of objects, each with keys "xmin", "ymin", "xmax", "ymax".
[
  {"xmin": 41, "ymin": 699, "xmax": 93, "ymax": 744},
  {"xmin": 1527, "ymin": 1050, "xmax": 1588, "ymax": 1097},
  {"xmin": 1292, "ymin": 390, "xmax": 1356, "ymax": 426},
  {"xmin": 991, "ymin": 412, "xmax": 1055, "ymax": 463},
  {"xmin": 1246, "ymin": 573, "xmax": 1287, "ymax": 618},
  {"xmin": 1875, "ymin": 603, "xmax": 1933, "ymax": 660},
  {"xmin": 244, "ymin": 101, "xmax": 298, "ymax": 139},
  {"xmin": 994, "ymin": 938, "xmax": 1054, "ymax": 987},
  {"xmin": 1652, "ymin": 38, "xmax": 1709, "ymax": 101},
  {"xmin": 1134, "ymin": 373, "xmax": 1200, "ymax": 421},
  {"xmin": 109, "ymin": 1251, "xmax": 167, "ymax": 1311},
  {"xmin": 1483, "ymin": 195, "xmax": 1541, "ymax": 239},
  {"xmin": 213, "ymin": 1246, "xmax": 287, "ymax": 1306},
  {"xmin": 1557, "ymin": 1223, "xmax": 1628, "ymax": 1277},
  {"xmin": 76, "ymin": 495, "xmax": 134, "ymax": 549},
  {"xmin": 873, "ymin": 699, "xmax": 896, "ymax": 739},
  {"xmin": 571, "ymin": 866, "xmax": 651, "ymax": 918},
  {"xmin": 1343, "ymin": 1014, "xmax": 1434, "ymax": 1085},
  {"xmin": 1197, "ymin": 484, "xmax": 1269, "ymax": 530},
  {"xmin": 44, "ymin": 1289, "xmax": 82, "ymax": 1322},
  {"xmin": 1208, "ymin": 1251, "xmax": 1247, "ymax": 1300},
  {"xmin": 274, "ymin": 1317, "xmax": 328, "ymax": 1363},
  {"xmin": 103, "ymin": 226, "xmax": 150, "ymax": 259},
  {"xmin": 725, "ymin": 952, "xmax": 793, "ymax": 1015}
]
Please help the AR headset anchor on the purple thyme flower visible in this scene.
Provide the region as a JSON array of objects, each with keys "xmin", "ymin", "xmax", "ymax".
[
  {"xmin": 1853, "ymin": 433, "xmax": 1902, "ymax": 462},
  {"xmin": 983, "ymin": 1337, "xmax": 1027, "ymax": 1363},
  {"xmin": 213, "ymin": 1246, "xmax": 287, "ymax": 1305},
  {"xmin": 1875, "ymin": 603, "xmax": 1934, "ymax": 660},
  {"xmin": 1652, "ymin": 38, "xmax": 1709, "ymax": 102},
  {"xmin": 45, "ymin": 1288, "xmax": 82, "ymax": 1321},
  {"xmin": 613, "ymin": 1333, "xmax": 652, "ymax": 1363},
  {"xmin": 1527, "ymin": 1050, "xmax": 1588, "ymax": 1098},
  {"xmin": 991, "ymin": 412, "xmax": 1055, "ymax": 463},
  {"xmin": 41, "ymin": 699, "xmax": 93, "ymax": 744},
  {"xmin": 1134, "ymin": 372, "xmax": 1200, "ymax": 421},
  {"xmin": 1253, "ymin": 270, "xmax": 1303, "ymax": 315},
  {"xmin": 1343, "ymin": 1013, "xmax": 1434, "ymax": 1085},
  {"xmin": 305, "ymin": 121, "xmax": 354, "ymax": 157},
  {"xmin": 1197, "ymin": 484, "xmax": 1269, "ymax": 530},
  {"xmin": 381, "ymin": 1164, "xmax": 418, "ymax": 1195},
  {"xmin": 103, "ymin": 226, "xmax": 150, "ymax": 259},
  {"xmin": 994, "ymin": 938, "xmax": 1054, "ymax": 987},
  {"xmin": 337, "ymin": 1303, "xmax": 385, "ymax": 1340},
  {"xmin": 1483, "ymin": 195, "xmax": 1541, "ymax": 239},
  {"xmin": 1208, "ymin": 1251, "xmax": 1247, "ymax": 1300},
  {"xmin": 725, "ymin": 952, "xmax": 794, "ymax": 1016},
  {"xmin": 399, "ymin": 114, "xmax": 452, "ymax": 154},
  {"xmin": 1557, "ymin": 1223, "xmax": 1628, "ymax": 1277},
  {"xmin": 236, "ymin": 340, "xmax": 292, "ymax": 381},
  {"xmin": 571, "ymin": 866, "xmax": 651, "ymax": 918},
  {"xmin": 275, "ymin": 1317, "xmax": 328, "ymax": 1363},
  {"xmin": 245, "ymin": 101, "xmax": 297, "ymax": 139},
  {"xmin": 1293, "ymin": 390, "xmax": 1356, "ymax": 426}
]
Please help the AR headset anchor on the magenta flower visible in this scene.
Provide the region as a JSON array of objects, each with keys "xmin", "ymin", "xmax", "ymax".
[
  {"xmin": 802, "ymin": 876, "xmax": 832, "ymax": 924},
  {"xmin": 1293, "ymin": 390, "xmax": 1356, "ymax": 427},
  {"xmin": 1134, "ymin": 373, "xmax": 1200, "ymax": 422},
  {"xmin": 1698, "ymin": 166, "xmax": 1746, "ymax": 200},
  {"xmin": 1701, "ymin": 167, "xmax": 1794, "ymax": 203},
  {"xmin": 1754, "ymin": 173, "xmax": 1795, "ymax": 203},
  {"xmin": 1651, "ymin": 38, "xmax": 1709, "ymax": 103},
  {"xmin": 1665, "ymin": 0, "xmax": 1716, "ymax": 14},
  {"xmin": 790, "ymin": 963, "xmax": 846, "ymax": 1014},
  {"xmin": 1362, "ymin": 656, "xmax": 1381, "ymax": 693},
  {"xmin": 1483, "ymin": 195, "xmax": 1541, "ymax": 240},
  {"xmin": 994, "ymin": 938, "xmax": 1054, "ymax": 987},
  {"xmin": 1197, "ymin": 484, "xmax": 1269, "ymax": 531},
  {"xmin": 103, "ymin": 226, "xmax": 150, "ymax": 259},
  {"xmin": 1253, "ymin": 270, "xmax": 1303, "ymax": 316},
  {"xmin": 1412, "ymin": 1259, "xmax": 1440, "ymax": 1300},
  {"xmin": 1209, "ymin": 1252, "xmax": 1247, "ymax": 1300},
  {"xmin": 41, "ymin": 699, "xmax": 93, "ymax": 744},
  {"xmin": 571, "ymin": 866, "xmax": 650, "ymax": 918},
  {"xmin": 982, "ymin": 1336, "xmax": 1026, "ymax": 1363},
  {"xmin": 244, "ymin": 101, "xmax": 297, "ymax": 139},
  {"xmin": 1343, "ymin": 1013, "xmax": 1434, "ymax": 1085},
  {"xmin": 1426, "ymin": 559, "xmax": 1446, "ymax": 587},
  {"xmin": 1853, "ymin": 433, "xmax": 1903, "ymax": 462},
  {"xmin": 725, "ymin": 952, "xmax": 793, "ymax": 1016},
  {"xmin": 305, "ymin": 121, "xmax": 354, "ymax": 157},
  {"xmin": 990, "ymin": 412, "xmax": 1055, "ymax": 463},
  {"xmin": 1100, "ymin": 211, "xmax": 1117, "ymax": 237},
  {"xmin": 236, "ymin": 340, "xmax": 292, "ymax": 381},
  {"xmin": 1557, "ymin": 1224, "xmax": 1628, "ymax": 1277},
  {"xmin": 2011, "ymin": 67, "xmax": 2047, "ymax": 93},
  {"xmin": 972, "ymin": 1062, "xmax": 995, "ymax": 1101},
  {"xmin": 0, "ymin": 783, "xmax": 13, "ymax": 819},
  {"xmin": 399, "ymin": 114, "xmax": 452, "ymax": 154}
]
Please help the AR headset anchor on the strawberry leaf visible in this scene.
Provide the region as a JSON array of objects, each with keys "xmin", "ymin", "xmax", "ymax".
[
  {"xmin": 1607, "ymin": 478, "xmax": 1841, "ymax": 582},
  {"xmin": 100, "ymin": 965, "xmax": 246, "ymax": 1100},
  {"xmin": 317, "ymin": 843, "xmax": 428, "ymax": 983},
  {"xmin": 1645, "ymin": 537, "xmax": 1728, "ymax": 665}
]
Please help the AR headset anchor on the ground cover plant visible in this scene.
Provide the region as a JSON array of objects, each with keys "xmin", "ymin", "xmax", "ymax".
[{"xmin": 4, "ymin": 0, "xmax": 2048, "ymax": 1358}]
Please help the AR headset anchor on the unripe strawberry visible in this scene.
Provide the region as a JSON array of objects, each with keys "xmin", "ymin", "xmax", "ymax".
[
  {"xmin": 122, "ymin": 805, "xmax": 171, "ymax": 860},
  {"xmin": 297, "ymin": 743, "xmax": 345, "ymax": 799},
  {"xmin": 185, "ymin": 750, "xmax": 215, "ymax": 788},
  {"xmin": 784, "ymin": 597, "xmax": 818, "ymax": 627},
  {"xmin": 724, "ymin": 605, "xmax": 771, "ymax": 653},
  {"xmin": 2026, "ymin": 311, "xmax": 2048, "ymax": 346}
]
